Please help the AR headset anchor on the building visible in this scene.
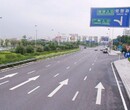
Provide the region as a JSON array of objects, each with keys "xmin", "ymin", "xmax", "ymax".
[{"xmin": 123, "ymin": 29, "xmax": 130, "ymax": 36}]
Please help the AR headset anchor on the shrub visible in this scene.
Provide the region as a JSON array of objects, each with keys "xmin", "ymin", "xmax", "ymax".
[
  {"xmin": 26, "ymin": 45, "xmax": 34, "ymax": 53},
  {"xmin": 15, "ymin": 45, "xmax": 26, "ymax": 54}
]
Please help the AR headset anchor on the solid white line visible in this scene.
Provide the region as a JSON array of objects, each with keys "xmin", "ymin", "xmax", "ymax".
[
  {"xmin": 27, "ymin": 70, "xmax": 35, "ymax": 74},
  {"xmin": 28, "ymin": 86, "xmax": 40, "ymax": 94},
  {"xmin": 111, "ymin": 63, "xmax": 128, "ymax": 110},
  {"xmin": 66, "ymin": 66, "xmax": 70, "ymax": 70},
  {"xmin": 72, "ymin": 91, "xmax": 79, "ymax": 101},
  {"xmin": 0, "ymin": 81, "xmax": 9, "ymax": 86},
  {"xmin": 84, "ymin": 76, "xmax": 87, "ymax": 81},
  {"xmin": 89, "ymin": 68, "xmax": 92, "ymax": 71},
  {"xmin": 54, "ymin": 73, "xmax": 59, "ymax": 77}
]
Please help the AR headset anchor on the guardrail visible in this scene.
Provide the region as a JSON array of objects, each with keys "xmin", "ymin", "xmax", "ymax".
[{"xmin": 0, "ymin": 58, "xmax": 37, "ymax": 69}]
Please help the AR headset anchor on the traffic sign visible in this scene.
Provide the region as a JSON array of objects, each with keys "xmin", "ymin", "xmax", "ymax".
[
  {"xmin": 124, "ymin": 52, "xmax": 130, "ymax": 58},
  {"xmin": 90, "ymin": 7, "xmax": 130, "ymax": 27}
]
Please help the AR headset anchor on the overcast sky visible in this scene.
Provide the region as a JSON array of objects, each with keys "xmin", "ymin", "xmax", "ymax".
[{"xmin": 0, "ymin": 0, "xmax": 130, "ymax": 39}]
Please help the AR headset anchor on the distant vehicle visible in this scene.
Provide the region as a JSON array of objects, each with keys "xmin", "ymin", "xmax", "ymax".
[
  {"xmin": 84, "ymin": 46, "xmax": 87, "ymax": 49},
  {"xmin": 103, "ymin": 49, "xmax": 107, "ymax": 53},
  {"xmin": 94, "ymin": 49, "xmax": 98, "ymax": 51}
]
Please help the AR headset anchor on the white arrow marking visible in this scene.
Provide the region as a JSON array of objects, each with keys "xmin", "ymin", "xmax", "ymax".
[
  {"xmin": 9, "ymin": 75, "xmax": 40, "ymax": 90},
  {"xmin": 0, "ymin": 73, "xmax": 18, "ymax": 80},
  {"xmin": 95, "ymin": 82, "xmax": 105, "ymax": 105},
  {"xmin": 114, "ymin": 16, "xmax": 123, "ymax": 26},
  {"xmin": 48, "ymin": 79, "xmax": 69, "ymax": 97}
]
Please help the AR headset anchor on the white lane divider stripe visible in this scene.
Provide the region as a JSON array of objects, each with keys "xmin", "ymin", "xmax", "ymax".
[
  {"xmin": 0, "ymin": 81, "xmax": 9, "ymax": 86},
  {"xmin": 89, "ymin": 68, "xmax": 92, "ymax": 71},
  {"xmin": 74, "ymin": 62, "xmax": 77, "ymax": 65},
  {"xmin": 28, "ymin": 86, "xmax": 40, "ymax": 94},
  {"xmin": 92, "ymin": 63, "xmax": 94, "ymax": 66},
  {"xmin": 54, "ymin": 73, "xmax": 59, "ymax": 77},
  {"xmin": 66, "ymin": 66, "xmax": 70, "ymax": 70},
  {"xmin": 84, "ymin": 76, "xmax": 87, "ymax": 81},
  {"xmin": 46, "ymin": 65, "xmax": 50, "ymax": 68},
  {"xmin": 27, "ymin": 70, "xmax": 35, "ymax": 74},
  {"xmin": 72, "ymin": 91, "xmax": 79, "ymax": 101}
]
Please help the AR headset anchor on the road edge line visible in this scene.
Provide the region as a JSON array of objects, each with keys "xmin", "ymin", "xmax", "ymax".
[{"xmin": 111, "ymin": 62, "xmax": 128, "ymax": 110}]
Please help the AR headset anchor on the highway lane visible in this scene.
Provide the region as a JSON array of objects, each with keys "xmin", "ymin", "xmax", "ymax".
[{"xmin": 0, "ymin": 48, "xmax": 129, "ymax": 110}]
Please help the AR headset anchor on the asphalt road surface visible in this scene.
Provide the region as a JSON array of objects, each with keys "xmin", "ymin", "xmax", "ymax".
[{"xmin": 0, "ymin": 47, "xmax": 130, "ymax": 110}]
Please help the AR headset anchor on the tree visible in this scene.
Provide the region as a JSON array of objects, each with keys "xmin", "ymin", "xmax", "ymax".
[
  {"xmin": 5, "ymin": 39, "xmax": 10, "ymax": 47},
  {"xmin": 0, "ymin": 39, "xmax": 4, "ymax": 47}
]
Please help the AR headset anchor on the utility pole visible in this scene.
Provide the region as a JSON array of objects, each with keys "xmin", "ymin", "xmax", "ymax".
[{"xmin": 35, "ymin": 25, "xmax": 37, "ymax": 52}]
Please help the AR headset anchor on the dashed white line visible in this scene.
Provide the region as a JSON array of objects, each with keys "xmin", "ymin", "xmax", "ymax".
[
  {"xmin": 46, "ymin": 65, "xmax": 51, "ymax": 68},
  {"xmin": 66, "ymin": 66, "xmax": 70, "ymax": 70},
  {"xmin": 28, "ymin": 86, "xmax": 40, "ymax": 94},
  {"xmin": 27, "ymin": 70, "xmax": 36, "ymax": 74},
  {"xmin": 84, "ymin": 76, "xmax": 87, "ymax": 81},
  {"xmin": 92, "ymin": 63, "xmax": 94, "ymax": 66},
  {"xmin": 89, "ymin": 68, "xmax": 92, "ymax": 71},
  {"xmin": 0, "ymin": 81, "xmax": 9, "ymax": 86},
  {"xmin": 72, "ymin": 91, "xmax": 79, "ymax": 101},
  {"xmin": 54, "ymin": 73, "xmax": 59, "ymax": 77},
  {"xmin": 74, "ymin": 62, "xmax": 77, "ymax": 65}
]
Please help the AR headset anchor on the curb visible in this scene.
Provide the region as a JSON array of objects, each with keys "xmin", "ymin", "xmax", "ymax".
[{"xmin": 113, "ymin": 62, "xmax": 130, "ymax": 101}]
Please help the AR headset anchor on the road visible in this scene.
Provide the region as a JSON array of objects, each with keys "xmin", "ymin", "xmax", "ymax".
[{"xmin": 0, "ymin": 47, "xmax": 129, "ymax": 110}]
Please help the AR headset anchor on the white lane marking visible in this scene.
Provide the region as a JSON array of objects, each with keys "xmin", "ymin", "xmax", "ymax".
[
  {"xmin": 10, "ymin": 75, "xmax": 40, "ymax": 90},
  {"xmin": 28, "ymin": 86, "xmax": 40, "ymax": 94},
  {"xmin": 0, "ymin": 81, "xmax": 9, "ymax": 86},
  {"xmin": 92, "ymin": 63, "xmax": 94, "ymax": 66},
  {"xmin": 66, "ymin": 66, "xmax": 70, "ymax": 70},
  {"xmin": 84, "ymin": 76, "xmax": 87, "ymax": 81},
  {"xmin": 57, "ymin": 61, "xmax": 60, "ymax": 63},
  {"xmin": 74, "ymin": 62, "xmax": 77, "ymax": 65},
  {"xmin": 111, "ymin": 63, "xmax": 128, "ymax": 110},
  {"xmin": 54, "ymin": 73, "xmax": 59, "ymax": 77},
  {"xmin": 27, "ymin": 70, "xmax": 36, "ymax": 74},
  {"xmin": 0, "ymin": 73, "xmax": 18, "ymax": 80},
  {"xmin": 48, "ymin": 79, "xmax": 69, "ymax": 97},
  {"xmin": 46, "ymin": 65, "xmax": 50, "ymax": 68},
  {"xmin": 89, "ymin": 68, "xmax": 92, "ymax": 71},
  {"xmin": 72, "ymin": 91, "xmax": 79, "ymax": 101},
  {"xmin": 95, "ymin": 82, "xmax": 105, "ymax": 105}
]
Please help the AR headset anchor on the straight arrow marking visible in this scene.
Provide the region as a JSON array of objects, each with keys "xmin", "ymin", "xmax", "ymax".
[
  {"xmin": 95, "ymin": 82, "xmax": 105, "ymax": 105},
  {"xmin": 9, "ymin": 75, "xmax": 40, "ymax": 90},
  {"xmin": 48, "ymin": 79, "xmax": 69, "ymax": 97},
  {"xmin": 0, "ymin": 73, "xmax": 18, "ymax": 80}
]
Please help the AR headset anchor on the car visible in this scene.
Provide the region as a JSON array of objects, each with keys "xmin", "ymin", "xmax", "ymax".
[
  {"xmin": 103, "ymin": 49, "xmax": 107, "ymax": 53},
  {"xmin": 94, "ymin": 49, "xmax": 98, "ymax": 51}
]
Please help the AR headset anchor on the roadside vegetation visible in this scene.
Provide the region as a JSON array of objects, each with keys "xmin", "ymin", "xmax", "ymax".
[
  {"xmin": 0, "ymin": 36, "xmax": 79, "ymax": 65},
  {"xmin": 113, "ymin": 35, "xmax": 130, "ymax": 53}
]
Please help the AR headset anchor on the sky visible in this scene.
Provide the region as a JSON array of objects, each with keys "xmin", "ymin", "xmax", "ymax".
[{"xmin": 0, "ymin": 0, "xmax": 130, "ymax": 40}]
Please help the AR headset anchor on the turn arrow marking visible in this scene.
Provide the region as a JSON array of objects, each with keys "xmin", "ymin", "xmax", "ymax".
[
  {"xmin": 0, "ymin": 73, "xmax": 18, "ymax": 80},
  {"xmin": 48, "ymin": 79, "xmax": 69, "ymax": 97},
  {"xmin": 9, "ymin": 75, "xmax": 40, "ymax": 90},
  {"xmin": 95, "ymin": 82, "xmax": 105, "ymax": 105}
]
